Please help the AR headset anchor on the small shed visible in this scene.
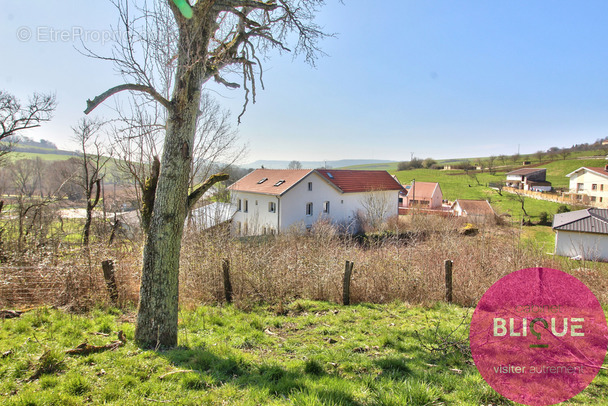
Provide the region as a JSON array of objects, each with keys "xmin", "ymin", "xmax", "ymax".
[{"xmin": 552, "ymin": 208, "xmax": 608, "ymax": 261}]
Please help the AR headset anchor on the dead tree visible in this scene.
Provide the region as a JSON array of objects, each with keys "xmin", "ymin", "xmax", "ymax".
[
  {"xmin": 84, "ymin": 0, "xmax": 331, "ymax": 348},
  {"xmin": 0, "ymin": 91, "xmax": 56, "ymax": 165},
  {"xmin": 72, "ymin": 118, "xmax": 111, "ymax": 246}
]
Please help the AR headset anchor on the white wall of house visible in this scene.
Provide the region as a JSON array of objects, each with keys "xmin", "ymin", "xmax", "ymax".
[
  {"xmin": 506, "ymin": 174, "xmax": 524, "ymax": 182},
  {"xmin": 279, "ymin": 171, "xmax": 341, "ymax": 231},
  {"xmin": 231, "ymin": 171, "xmax": 400, "ymax": 235},
  {"xmin": 555, "ymin": 230, "xmax": 608, "ymax": 261},
  {"xmin": 568, "ymin": 170, "xmax": 608, "ymax": 205},
  {"xmin": 232, "ymin": 191, "xmax": 280, "ymax": 235}
]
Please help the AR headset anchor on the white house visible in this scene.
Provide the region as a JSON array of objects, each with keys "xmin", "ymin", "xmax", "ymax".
[
  {"xmin": 228, "ymin": 169, "xmax": 403, "ymax": 235},
  {"xmin": 400, "ymin": 181, "xmax": 443, "ymax": 209},
  {"xmin": 553, "ymin": 208, "xmax": 608, "ymax": 261},
  {"xmin": 505, "ymin": 168, "xmax": 552, "ymax": 191},
  {"xmin": 566, "ymin": 166, "xmax": 608, "ymax": 206}
]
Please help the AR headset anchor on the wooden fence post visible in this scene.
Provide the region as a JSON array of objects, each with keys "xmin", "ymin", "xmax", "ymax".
[
  {"xmin": 444, "ymin": 259, "xmax": 453, "ymax": 303},
  {"xmin": 101, "ymin": 260, "xmax": 118, "ymax": 305},
  {"xmin": 222, "ymin": 258, "xmax": 233, "ymax": 304},
  {"xmin": 343, "ymin": 260, "xmax": 354, "ymax": 305}
]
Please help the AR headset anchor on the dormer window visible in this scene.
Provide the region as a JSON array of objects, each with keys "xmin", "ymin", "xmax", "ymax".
[
  {"xmin": 257, "ymin": 178, "xmax": 268, "ymax": 184},
  {"xmin": 274, "ymin": 180, "xmax": 285, "ymax": 187}
]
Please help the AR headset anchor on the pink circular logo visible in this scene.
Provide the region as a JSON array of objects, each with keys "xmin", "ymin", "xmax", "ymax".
[{"xmin": 470, "ymin": 267, "xmax": 608, "ymax": 405}]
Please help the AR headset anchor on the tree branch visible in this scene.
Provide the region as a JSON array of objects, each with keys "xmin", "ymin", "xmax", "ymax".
[
  {"xmin": 85, "ymin": 84, "xmax": 172, "ymax": 114},
  {"xmin": 187, "ymin": 173, "xmax": 230, "ymax": 210},
  {"xmin": 214, "ymin": 0, "xmax": 278, "ymax": 12},
  {"xmin": 213, "ymin": 74, "xmax": 240, "ymax": 89}
]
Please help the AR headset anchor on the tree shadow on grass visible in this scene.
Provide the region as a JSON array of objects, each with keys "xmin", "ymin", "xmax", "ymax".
[{"xmin": 156, "ymin": 346, "xmax": 364, "ymax": 405}]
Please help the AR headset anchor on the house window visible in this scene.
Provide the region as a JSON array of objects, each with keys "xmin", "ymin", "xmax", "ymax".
[
  {"xmin": 308, "ymin": 182, "xmax": 312, "ymax": 191},
  {"xmin": 323, "ymin": 201, "xmax": 330, "ymax": 213},
  {"xmin": 244, "ymin": 199, "xmax": 248, "ymax": 213},
  {"xmin": 269, "ymin": 202, "xmax": 276, "ymax": 213},
  {"xmin": 237, "ymin": 199, "xmax": 242, "ymax": 211},
  {"xmin": 306, "ymin": 202, "xmax": 313, "ymax": 216},
  {"xmin": 592, "ymin": 184, "xmax": 597, "ymax": 190},
  {"xmin": 601, "ymin": 197, "xmax": 604, "ymax": 203},
  {"xmin": 577, "ymin": 183, "xmax": 583, "ymax": 192},
  {"xmin": 602, "ymin": 185, "xmax": 605, "ymax": 191},
  {"xmin": 591, "ymin": 196, "xmax": 597, "ymax": 202}
]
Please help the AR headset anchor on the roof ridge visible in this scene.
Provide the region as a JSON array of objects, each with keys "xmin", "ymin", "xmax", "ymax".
[{"xmin": 588, "ymin": 208, "xmax": 608, "ymax": 223}]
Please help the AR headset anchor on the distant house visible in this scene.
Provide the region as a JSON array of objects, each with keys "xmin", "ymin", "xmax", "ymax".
[
  {"xmin": 565, "ymin": 166, "xmax": 608, "ymax": 206},
  {"xmin": 228, "ymin": 169, "xmax": 403, "ymax": 235},
  {"xmin": 553, "ymin": 208, "xmax": 608, "ymax": 261},
  {"xmin": 400, "ymin": 181, "xmax": 443, "ymax": 209},
  {"xmin": 451, "ymin": 199, "xmax": 496, "ymax": 222},
  {"xmin": 505, "ymin": 168, "xmax": 551, "ymax": 191}
]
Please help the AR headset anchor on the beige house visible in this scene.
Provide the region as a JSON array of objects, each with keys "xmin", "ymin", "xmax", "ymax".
[
  {"xmin": 400, "ymin": 181, "xmax": 443, "ymax": 209},
  {"xmin": 566, "ymin": 166, "xmax": 608, "ymax": 206}
]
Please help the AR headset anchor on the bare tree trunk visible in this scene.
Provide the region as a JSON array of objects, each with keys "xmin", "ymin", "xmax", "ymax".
[
  {"xmin": 135, "ymin": 63, "xmax": 204, "ymax": 348},
  {"xmin": 83, "ymin": 179, "xmax": 101, "ymax": 247}
]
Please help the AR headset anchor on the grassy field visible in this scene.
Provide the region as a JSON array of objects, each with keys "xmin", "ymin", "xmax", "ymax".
[
  {"xmin": 391, "ymin": 168, "xmax": 565, "ymax": 221},
  {"xmin": 7, "ymin": 151, "xmax": 77, "ymax": 162},
  {"xmin": 1, "ymin": 302, "xmax": 606, "ymax": 405}
]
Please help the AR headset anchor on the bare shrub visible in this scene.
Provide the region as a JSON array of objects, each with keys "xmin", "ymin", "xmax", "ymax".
[{"xmin": 3, "ymin": 214, "xmax": 608, "ymax": 310}]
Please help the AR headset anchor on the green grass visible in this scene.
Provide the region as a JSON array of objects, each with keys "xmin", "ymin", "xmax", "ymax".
[
  {"xmin": 6, "ymin": 151, "xmax": 77, "ymax": 162},
  {"xmin": 542, "ymin": 158, "xmax": 607, "ymax": 189},
  {"xmin": 391, "ymin": 168, "xmax": 565, "ymax": 221},
  {"xmin": 1, "ymin": 302, "xmax": 606, "ymax": 405}
]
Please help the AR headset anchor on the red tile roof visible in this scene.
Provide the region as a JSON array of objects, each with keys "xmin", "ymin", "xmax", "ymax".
[
  {"xmin": 316, "ymin": 169, "xmax": 404, "ymax": 193},
  {"xmin": 585, "ymin": 167, "xmax": 608, "ymax": 177},
  {"xmin": 227, "ymin": 169, "xmax": 312, "ymax": 195},
  {"xmin": 453, "ymin": 199, "xmax": 495, "ymax": 216},
  {"xmin": 228, "ymin": 169, "xmax": 403, "ymax": 195}
]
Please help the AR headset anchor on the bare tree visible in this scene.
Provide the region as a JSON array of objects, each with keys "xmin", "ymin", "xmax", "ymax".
[
  {"xmin": 84, "ymin": 0, "xmax": 330, "ymax": 347},
  {"xmin": 510, "ymin": 191, "xmax": 529, "ymax": 217},
  {"xmin": 486, "ymin": 155, "xmax": 496, "ymax": 175},
  {"xmin": 559, "ymin": 149, "xmax": 572, "ymax": 160},
  {"xmin": 287, "ymin": 160, "xmax": 302, "ymax": 169},
  {"xmin": 0, "ymin": 91, "xmax": 56, "ymax": 165},
  {"xmin": 535, "ymin": 150, "xmax": 545, "ymax": 163},
  {"xmin": 498, "ymin": 154, "xmax": 507, "ymax": 166},
  {"xmin": 7, "ymin": 159, "xmax": 68, "ymax": 250},
  {"xmin": 73, "ymin": 118, "xmax": 111, "ymax": 246},
  {"xmin": 359, "ymin": 191, "xmax": 391, "ymax": 232}
]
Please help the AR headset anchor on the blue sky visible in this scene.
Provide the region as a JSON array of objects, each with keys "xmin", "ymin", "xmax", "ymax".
[{"xmin": 2, "ymin": 1, "xmax": 608, "ymax": 163}]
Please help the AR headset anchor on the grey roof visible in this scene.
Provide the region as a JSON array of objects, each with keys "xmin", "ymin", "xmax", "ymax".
[
  {"xmin": 506, "ymin": 168, "xmax": 546, "ymax": 176},
  {"xmin": 552, "ymin": 208, "xmax": 608, "ymax": 234}
]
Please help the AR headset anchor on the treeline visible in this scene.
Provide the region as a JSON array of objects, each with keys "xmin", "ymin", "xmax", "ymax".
[
  {"xmin": 397, "ymin": 137, "xmax": 608, "ymax": 172},
  {"xmin": 4, "ymin": 136, "xmax": 58, "ymax": 150}
]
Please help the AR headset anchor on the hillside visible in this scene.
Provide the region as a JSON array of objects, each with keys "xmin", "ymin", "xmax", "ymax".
[{"xmin": 2, "ymin": 139, "xmax": 78, "ymax": 162}]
